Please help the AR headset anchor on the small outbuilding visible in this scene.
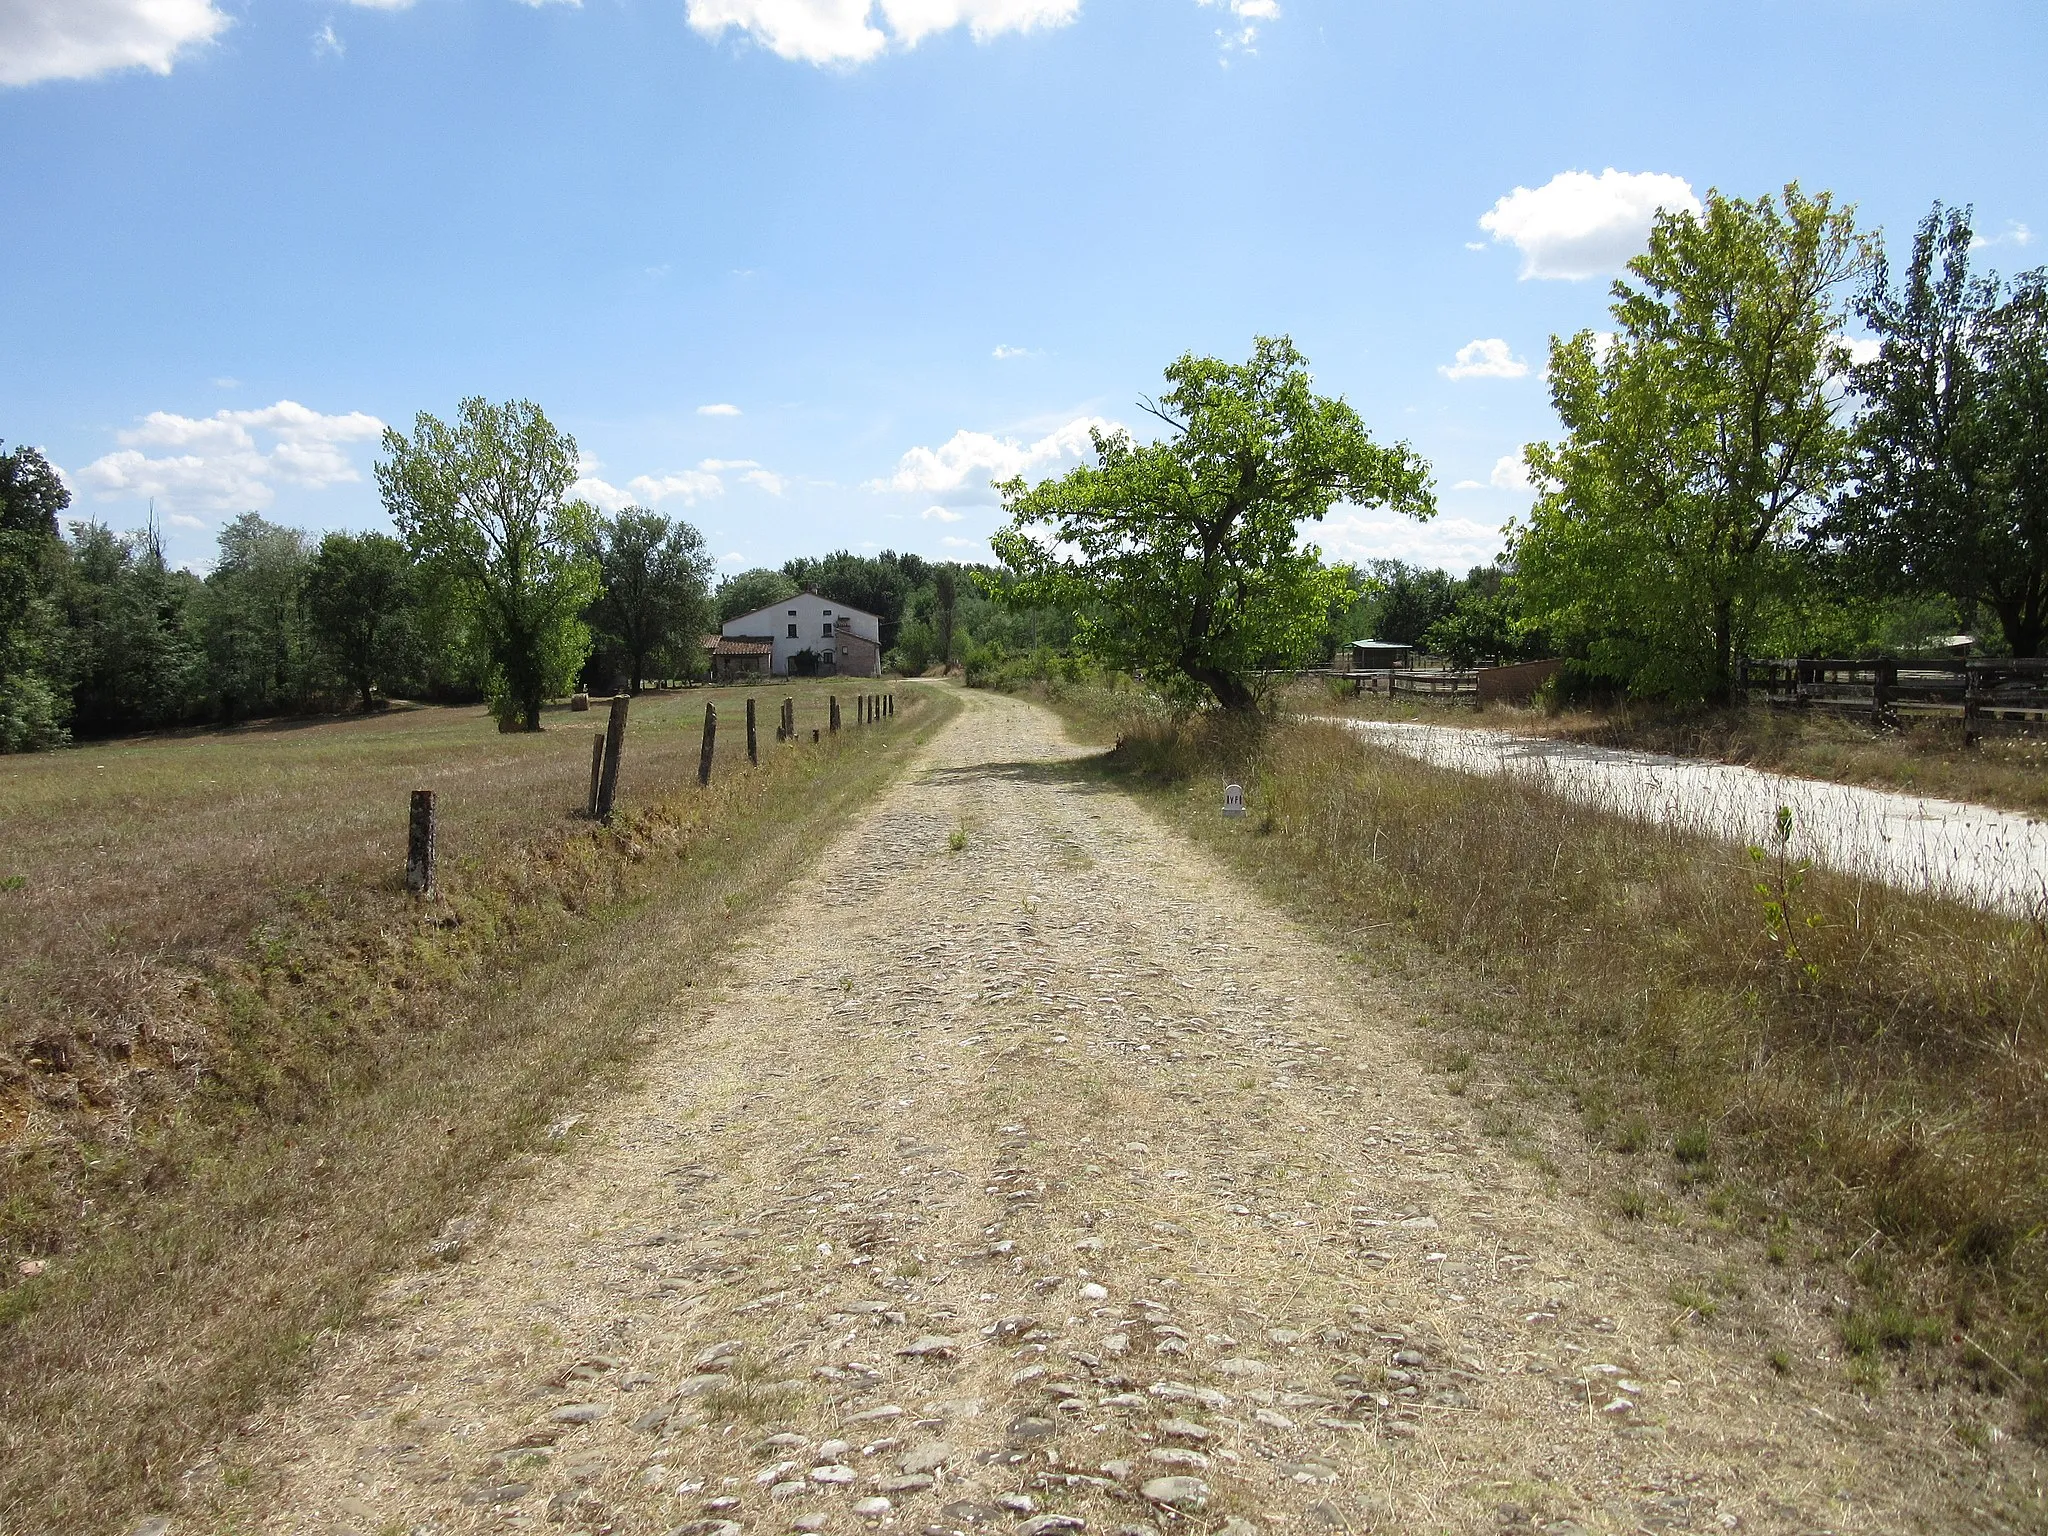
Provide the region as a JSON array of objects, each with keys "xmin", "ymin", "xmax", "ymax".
[
  {"xmin": 704, "ymin": 635, "xmax": 774, "ymax": 683},
  {"xmin": 1335, "ymin": 639, "xmax": 1415, "ymax": 673}
]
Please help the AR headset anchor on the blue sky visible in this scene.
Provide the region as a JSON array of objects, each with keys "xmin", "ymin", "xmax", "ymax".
[{"xmin": 3, "ymin": 0, "xmax": 2043, "ymax": 578}]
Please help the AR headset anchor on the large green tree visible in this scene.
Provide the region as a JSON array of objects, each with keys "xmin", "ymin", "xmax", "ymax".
[
  {"xmin": 716, "ymin": 566, "xmax": 799, "ymax": 625},
  {"xmin": 378, "ymin": 398, "xmax": 599, "ymax": 731},
  {"xmin": 0, "ymin": 443, "xmax": 72, "ymax": 750},
  {"xmin": 1824, "ymin": 206, "xmax": 2048, "ymax": 656},
  {"xmin": 586, "ymin": 508, "xmax": 714, "ymax": 692},
  {"xmin": 307, "ymin": 530, "xmax": 414, "ymax": 711},
  {"xmin": 992, "ymin": 336, "xmax": 1434, "ymax": 710},
  {"xmin": 1516, "ymin": 184, "xmax": 1873, "ymax": 702}
]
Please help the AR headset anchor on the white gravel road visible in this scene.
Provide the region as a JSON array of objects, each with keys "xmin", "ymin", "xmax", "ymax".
[{"xmin": 1324, "ymin": 718, "xmax": 2048, "ymax": 916}]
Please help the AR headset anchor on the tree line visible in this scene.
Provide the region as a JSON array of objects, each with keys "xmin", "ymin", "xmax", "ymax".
[
  {"xmin": 0, "ymin": 396, "xmax": 1047, "ymax": 751},
  {"xmin": 990, "ymin": 192, "xmax": 2046, "ymax": 710},
  {"xmin": 5, "ymin": 189, "xmax": 2041, "ymax": 742}
]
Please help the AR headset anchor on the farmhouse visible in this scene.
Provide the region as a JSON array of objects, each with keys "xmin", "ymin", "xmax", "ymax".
[{"xmin": 715, "ymin": 591, "xmax": 883, "ymax": 679}]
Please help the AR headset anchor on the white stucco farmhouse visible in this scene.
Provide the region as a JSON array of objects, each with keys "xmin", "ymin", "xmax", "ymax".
[{"xmin": 717, "ymin": 591, "xmax": 883, "ymax": 678}]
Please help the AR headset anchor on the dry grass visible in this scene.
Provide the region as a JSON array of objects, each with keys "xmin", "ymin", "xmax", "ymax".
[
  {"xmin": 1069, "ymin": 695, "xmax": 2048, "ymax": 1429},
  {"xmin": 0, "ymin": 681, "xmax": 949, "ymax": 1532},
  {"xmin": 1286, "ymin": 679, "xmax": 2048, "ymax": 817}
]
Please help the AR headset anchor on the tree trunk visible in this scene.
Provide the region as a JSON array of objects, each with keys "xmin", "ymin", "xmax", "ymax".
[
  {"xmin": 1710, "ymin": 596, "xmax": 1735, "ymax": 706},
  {"xmin": 1195, "ymin": 667, "xmax": 1257, "ymax": 712},
  {"xmin": 1991, "ymin": 587, "xmax": 2046, "ymax": 658},
  {"xmin": 359, "ymin": 680, "xmax": 374, "ymax": 713}
]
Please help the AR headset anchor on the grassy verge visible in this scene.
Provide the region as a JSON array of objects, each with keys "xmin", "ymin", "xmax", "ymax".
[
  {"xmin": 0, "ymin": 683, "xmax": 952, "ymax": 1532},
  {"xmin": 1026, "ymin": 680, "xmax": 2047, "ymax": 1430},
  {"xmin": 1283, "ymin": 679, "xmax": 2048, "ymax": 817}
]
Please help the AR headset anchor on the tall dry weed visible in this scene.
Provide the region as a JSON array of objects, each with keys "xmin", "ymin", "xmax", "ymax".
[{"xmin": 1105, "ymin": 713, "xmax": 2048, "ymax": 1423}]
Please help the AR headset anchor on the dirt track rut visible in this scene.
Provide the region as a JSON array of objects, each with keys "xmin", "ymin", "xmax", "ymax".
[{"xmin": 203, "ymin": 688, "xmax": 2036, "ymax": 1536}]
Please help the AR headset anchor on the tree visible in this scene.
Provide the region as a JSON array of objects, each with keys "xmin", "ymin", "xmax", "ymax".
[
  {"xmin": 307, "ymin": 530, "xmax": 414, "ymax": 711},
  {"xmin": 587, "ymin": 508, "xmax": 714, "ymax": 692},
  {"xmin": 992, "ymin": 336, "xmax": 1434, "ymax": 710},
  {"xmin": 61, "ymin": 519, "xmax": 201, "ymax": 735},
  {"xmin": 933, "ymin": 564, "xmax": 959, "ymax": 666},
  {"xmin": 377, "ymin": 398, "xmax": 599, "ymax": 731},
  {"xmin": 1824, "ymin": 206, "xmax": 2048, "ymax": 656},
  {"xmin": 194, "ymin": 513, "xmax": 317, "ymax": 721},
  {"xmin": 0, "ymin": 443, "xmax": 71, "ymax": 750},
  {"xmin": 717, "ymin": 566, "xmax": 799, "ymax": 625},
  {"xmin": 1516, "ymin": 184, "xmax": 1873, "ymax": 701}
]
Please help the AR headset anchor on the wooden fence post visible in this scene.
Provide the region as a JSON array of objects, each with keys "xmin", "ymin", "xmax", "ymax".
[
  {"xmin": 595, "ymin": 694, "xmax": 630, "ymax": 821},
  {"xmin": 406, "ymin": 789, "xmax": 437, "ymax": 895},
  {"xmin": 1872, "ymin": 658, "xmax": 1897, "ymax": 731},
  {"xmin": 746, "ymin": 697, "xmax": 758, "ymax": 764},
  {"xmin": 699, "ymin": 702, "xmax": 717, "ymax": 786},
  {"xmin": 588, "ymin": 731, "xmax": 605, "ymax": 817},
  {"xmin": 830, "ymin": 696, "xmax": 840, "ymax": 732},
  {"xmin": 784, "ymin": 698, "xmax": 794, "ymax": 740}
]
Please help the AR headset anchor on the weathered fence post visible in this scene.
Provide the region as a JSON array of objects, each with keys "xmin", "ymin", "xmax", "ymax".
[
  {"xmin": 784, "ymin": 698, "xmax": 794, "ymax": 740},
  {"xmin": 830, "ymin": 696, "xmax": 840, "ymax": 733},
  {"xmin": 1872, "ymin": 657, "xmax": 1897, "ymax": 731},
  {"xmin": 698, "ymin": 702, "xmax": 717, "ymax": 786},
  {"xmin": 746, "ymin": 697, "xmax": 758, "ymax": 764},
  {"xmin": 1963, "ymin": 664, "xmax": 1983, "ymax": 747},
  {"xmin": 588, "ymin": 731, "xmax": 605, "ymax": 817},
  {"xmin": 406, "ymin": 789, "xmax": 437, "ymax": 895},
  {"xmin": 812, "ymin": 728, "xmax": 820, "ymax": 743},
  {"xmin": 595, "ymin": 694, "xmax": 630, "ymax": 821}
]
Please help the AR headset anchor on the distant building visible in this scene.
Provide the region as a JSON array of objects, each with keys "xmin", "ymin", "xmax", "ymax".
[
  {"xmin": 715, "ymin": 591, "xmax": 883, "ymax": 679},
  {"xmin": 1334, "ymin": 639, "xmax": 1415, "ymax": 673},
  {"xmin": 703, "ymin": 635, "xmax": 773, "ymax": 683}
]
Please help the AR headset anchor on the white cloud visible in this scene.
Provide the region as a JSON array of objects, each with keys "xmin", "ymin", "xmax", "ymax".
[
  {"xmin": 1479, "ymin": 168, "xmax": 1700, "ymax": 281},
  {"xmin": 992, "ymin": 344, "xmax": 1037, "ymax": 360},
  {"xmin": 166, "ymin": 513, "xmax": 208, "ymax": 530},
  {"xmin": 76, "ymin": 401, "xmax": 384, "ymax": 511},
  {"xmin": 685, "ymin": 0, "xmax": 1075, "ymax": 65},
  {"xmin": 1840, "ymin": 335, "xmax": 1882, "ymax": 367},
  {"xmin": 1972, "ymin": 220, "xmax": 2034, "ymax": 251},
  {"xmin": 313, "ymin": 22, "xmax": 343, "ymax": 57},
  {"xmin": 697, "ymin": 402, "xmax": 742, "ymax": 416},
  {"xmin": 720, "ymin": 550, "xmax": 746, "ymax": 564},
  {"xmin": 874, "ymin": 414, "xmax": 1115, "ymax": 500},
  {"xmin": 939, "ymin": 535, "xmax": 984, "ymax": 549},
  {"xmin": 741, "ymin": 468, "xmax": 785, "ymax": 495},
  {"xmin": 698, "ymin": 457, "xmax": 760, "ymax": 471},
  {"xmin": 1449, "ymin": 453, "xmax": 1534, "ymax": 493},
  {"xmin": 921, "ymin": 505, "xmax": 964, "ymax": 522},
  {"xmin": 629, "ymin": 470, "xmax": 726, "ymax": 506},
  {"xmin": 344, "ymin": 0, "xmax": 416, "ymax": 8},
  {"xmin": 1324, "ymin": 507, "xmax": 1507, "ymax": 572},
  {"xmin": 0, "ymin": 0, "xmax": 230, "ymax": 87},
  {"xmin": 1489, "ymin": 453, "xmax": 1531, "ymax": 491},
  {"xmin": 1439, "ymin": 338, "xmax": 1528, "ymax": 381},
  {"xmin": 1197, "ymin": 0, "xmax": 1277, "ymax": 55}
]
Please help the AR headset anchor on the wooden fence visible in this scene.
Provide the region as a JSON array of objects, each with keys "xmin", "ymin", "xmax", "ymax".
[{"xmin": 1737, "ymin": 656, "xmax": 2048, "ymax": 734}]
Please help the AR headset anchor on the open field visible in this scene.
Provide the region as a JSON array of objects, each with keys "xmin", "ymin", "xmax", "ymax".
[
  {"xmin": 1, "ymin": 681, "xmax": 879, "ymax": 1172},
  {"xmin": 0, "ymin": 680, "xmax": 946, "ymax": 1531},
  {"xmin": 1285, "ymin": 682, "xmax": 2048, "ymax": 818}
]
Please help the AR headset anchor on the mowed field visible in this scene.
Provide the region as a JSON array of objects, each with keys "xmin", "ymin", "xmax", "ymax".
[{"xmin": 1, "ymin": 681, "xmax": 873, "ymax": 1116}]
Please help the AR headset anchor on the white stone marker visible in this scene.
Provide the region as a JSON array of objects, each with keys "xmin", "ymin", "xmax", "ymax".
[{"xmin": 1223, "ymin": 782, "xmax": 1246, "ymax": 818}]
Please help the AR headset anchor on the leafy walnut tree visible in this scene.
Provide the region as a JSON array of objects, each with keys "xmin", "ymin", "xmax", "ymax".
[
  {"xmin": 377, "ymin": 398, "xmax": 600, "ymax": 731},
  {"xmin": 991, "ymin": 337, "xmax": 1435, "ymax": 710}
]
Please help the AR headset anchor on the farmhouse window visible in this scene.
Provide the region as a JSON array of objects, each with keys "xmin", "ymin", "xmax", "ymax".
[
  {"xmin": 821, "ymin": 622, "xmax": 833, "ymax": 637},
  {"xmin": 787, "ymin": 623, "xmax": 797, "ymax": 638}
]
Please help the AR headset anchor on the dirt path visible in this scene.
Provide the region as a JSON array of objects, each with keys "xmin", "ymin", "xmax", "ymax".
[
  {"xmin": 1321, "ymin": 717, "xmax": 2048, "ymax": 916},
  {"xmin": 194, "ymin": 688, "xmax": 2039, "ymax": 1536}
]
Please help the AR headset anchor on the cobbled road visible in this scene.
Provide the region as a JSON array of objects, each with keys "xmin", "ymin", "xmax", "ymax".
[{"xmin": 208, "ymin": 688, "xmax": 2038, "ymax": 1536}]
